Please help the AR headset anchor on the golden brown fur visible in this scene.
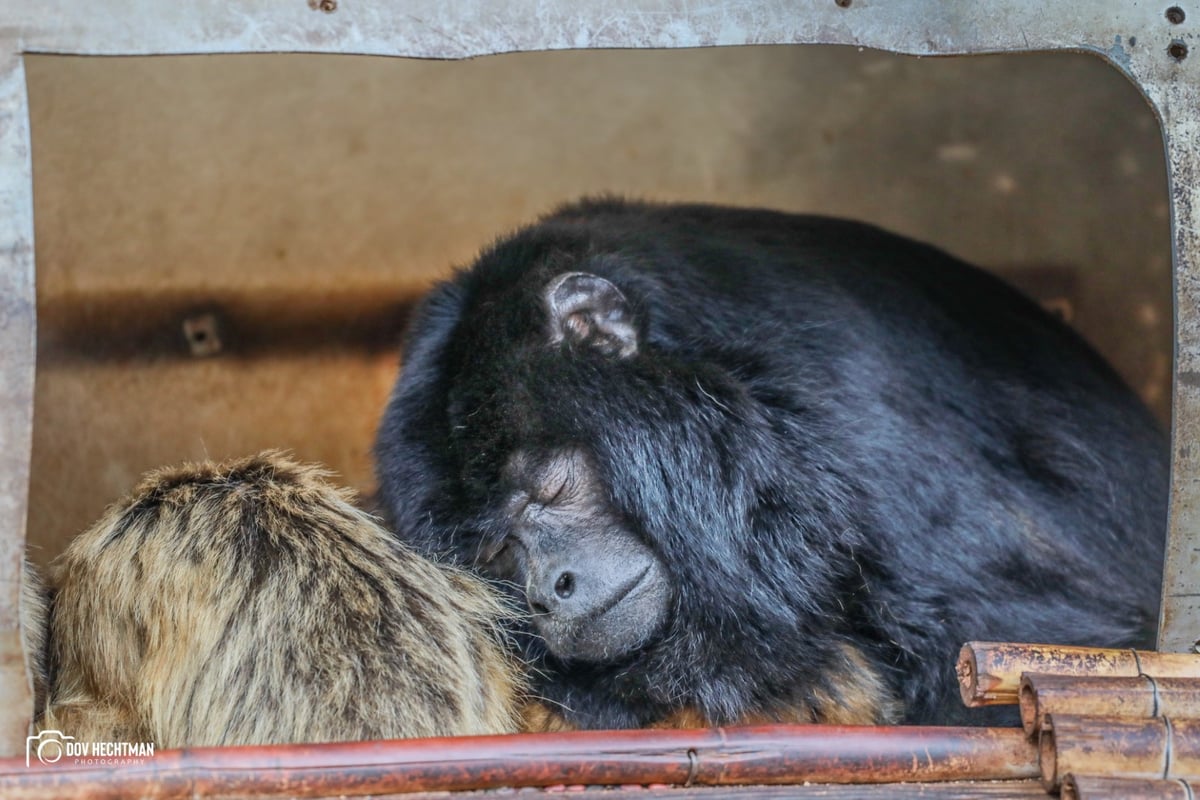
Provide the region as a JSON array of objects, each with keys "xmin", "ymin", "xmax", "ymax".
[
  {"xmin": 808, "ymin": 644, "xmax": 902, "ymax": 725},
  {"xmin": 39, "ymin": 451, "xmax": 524, "ymax": 747},
  {"xmin": 21, "ymin": 559, "xmax": 49, "ymax": 716}
]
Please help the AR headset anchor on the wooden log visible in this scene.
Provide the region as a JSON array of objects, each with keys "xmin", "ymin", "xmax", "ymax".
[
  {"xmin": 1019, "ymin": 674, "xmax": 1200, "ymax": 736},
  {"xmin": 1040, "ymin": 716, "xmax": 1200, "ymax": 790},
  {"xmin": 1061, "ymin": 775, "xmax": 1194, "ymax": 800},
  {"xmin": 958, "ymin": 642, "xmax": 1200, "ymax": 707},
  {"xmin": 0, "ymin": 725, "xmax": 1037, "ymax": 800}
]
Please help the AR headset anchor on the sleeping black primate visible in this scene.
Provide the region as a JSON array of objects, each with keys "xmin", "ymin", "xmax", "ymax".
[{"xmin": 375, "ymin": 198, "xmax": 1167, "ymax": 728}]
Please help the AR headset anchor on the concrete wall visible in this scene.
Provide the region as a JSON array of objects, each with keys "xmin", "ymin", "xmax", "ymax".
[{"xmin": 25, "ymin": 45, "xmax": 1171, "ymax": 563}]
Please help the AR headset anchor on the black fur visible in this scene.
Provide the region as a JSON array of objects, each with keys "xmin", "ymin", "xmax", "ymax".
[{"xmin": 375, "ymin": 198, "xmax": 1167, "ymax": 727}]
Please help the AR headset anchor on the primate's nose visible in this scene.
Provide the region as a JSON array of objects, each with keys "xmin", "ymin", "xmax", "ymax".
[
  {"xmin": 520, "ymin": 543, "xmax": 670, "ymax": 663},
  {"xmin": 527, "ymin": 569, "xmax": 577, "ymax": 615}
]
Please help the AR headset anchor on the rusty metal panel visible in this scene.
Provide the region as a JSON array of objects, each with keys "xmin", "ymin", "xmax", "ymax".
[{"xmin": 0, "ymin": 0, "xmax": 1196, "ymax": 756}]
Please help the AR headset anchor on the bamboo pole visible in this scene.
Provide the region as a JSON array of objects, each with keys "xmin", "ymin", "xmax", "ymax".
[
  {"xmin": 0, "ymin": 725, "xmax": 1037, "ymax": 800},
  {"xmin": 1040, "ymin": 716, "xmax": 1200, "ymax": 790},
  {"xmin": 1019, "ymin": 674, "xmax": 1200, "ymax": 736},
  {"xmin": 1061, "ymin": 775, "xmax": 1195, "ymax": 800},
  {"xmin": 958, "ymin": 642, "xmax": 1200, "ymax": 707}
]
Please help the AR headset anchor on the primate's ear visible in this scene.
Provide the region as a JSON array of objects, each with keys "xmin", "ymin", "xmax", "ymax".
[{"xmin": 544, "ymin": 272, "xmax": 638, "ymax": 358}]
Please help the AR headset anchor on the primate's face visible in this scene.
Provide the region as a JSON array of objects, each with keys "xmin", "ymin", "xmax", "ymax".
[{"xmin": 479, "ymin": 447, "xmax": 671, "ymax": 663}]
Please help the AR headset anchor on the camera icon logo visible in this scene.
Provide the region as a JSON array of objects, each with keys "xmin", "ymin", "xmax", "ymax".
[{"xmin": 26, "ymin": 729, "xmax": 74, "ymax": 767}]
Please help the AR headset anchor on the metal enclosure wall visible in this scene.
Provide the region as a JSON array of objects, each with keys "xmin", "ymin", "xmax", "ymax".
[
  {"xmin": 24, "ymin": 47, "xmax": 1171, "ymax": 566},
  {"xmin": 0, "ymin": 0, "xmax": 1195, "ymax": 759}
]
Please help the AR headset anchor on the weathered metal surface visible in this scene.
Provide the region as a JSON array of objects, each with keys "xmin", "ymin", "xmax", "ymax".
[
  {"xmin": 958, "ymin": 642, "xmax": 1200, "ymax": 707},
  {"xmin": 0, "ymin": 45, "xmax": 36, "ymax": 762},
  {"xmin": 1062, "ymin": 775, "xmax": 1194, "ymax": 800},
  {"xmin": 0, "ymin": 782, "xmax": 1059, "ymax": 800},
  {"xmin": 1041, "ymin": 715, "xmax": 1200, "ymax": 790},
  {"xmin": 1158, "ymin": 71, "xmax": 1200, "ymax": 655},
  {"xmin": 0, "ymin": 725, "xmax": 1037, "ymax": 799},
  {"xmin": 1019, "ymin": 674, "xmax": 1200, "ymax": 737},
  {"xmin": 0, "ymin": 0, "xmax": 1196, "ymax": 758},
  {"xmin": 223, "ymin": 785, "xmax": 1055, "ymax": 800},
  {"xmin": 438, "ymin": 785, "xmax": 1047, "ymax": 800},
  {"xmin": 0, "ymin": 1, "xmax": 1169, "ymax": 62}
]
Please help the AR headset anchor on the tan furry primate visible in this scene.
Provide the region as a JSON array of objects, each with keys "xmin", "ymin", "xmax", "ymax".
[
  {"xmin": 21, "ymin": 559, "xmax": 48, "ymax": 715},
  {"xmin": 31, "ymin": 452, "xmax": 525, "ymax": 747}
]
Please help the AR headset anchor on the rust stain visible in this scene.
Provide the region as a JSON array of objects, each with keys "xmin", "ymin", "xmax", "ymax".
[{"xmin": 37, "ymin": 287, "xmax": 422, "ymax": 363}]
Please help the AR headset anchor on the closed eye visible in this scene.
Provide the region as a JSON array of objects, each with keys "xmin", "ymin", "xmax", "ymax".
[
  {"xmin": 542, "ymin": 476, "xmax": 569, "ymax": 505},
  {"xmin": 535, "ymin": 457, "xmax": 580, "ymax": 506}
]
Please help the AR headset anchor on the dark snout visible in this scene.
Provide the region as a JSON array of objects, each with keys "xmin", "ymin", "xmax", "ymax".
[
  {"xmin": 515, "ymin": 534, "xmax": 670, "ymax": 663},
  {"xmin": 525, "ymin": 553, "xmax": 645, "ymax": 619}
]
